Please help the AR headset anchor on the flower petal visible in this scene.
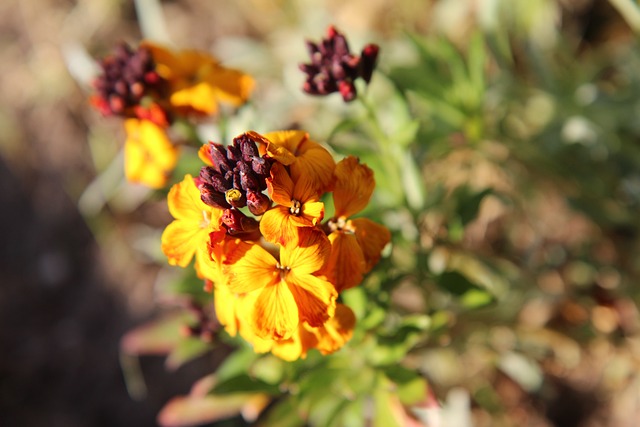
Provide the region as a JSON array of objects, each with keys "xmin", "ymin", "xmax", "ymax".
[
  {"xmin": 324, "ymin": 231, "xmax": 366, "ymax": 292},
  {"xmin": 266, "ymin": 163, "xmax": 294, "ymax": 206},
  {"xmin": 281, "ymin": 228, "xmax": 331, "ymax": 275},
  {"xmin": 161, "ymin": 220, "xmax": 207, "ymax": 268},
  {"xmin": 253, "ymin": 281, "xmax": 299, "ymax": 340},
  {"xmin": 350, "ymin": 218, "xmax": 391, "ymax": 272},
  {"xmin": 259, "ymin": 206, "xmax": 299, "ymax": 246},
  {"xmin": 225, "ymin": 243, "xmax": 279, "ymax": 294},
  {"xmin": 333, "ymin": 156, "xmax": 375, "ymax": 218},
  {"xmin": 124, "ymin": 119, "xmax": 178, "ymax": 188},
  {"xmin": 312, "ymin": 303, "xmax": 356, "ymax": 355},
  {"xmin": 286, "ymin": 274, "xmax": 336, "ymax": 327},
  {"xmin": 167, "ymin": 174, "xmax": 210, "ymax": 221}
]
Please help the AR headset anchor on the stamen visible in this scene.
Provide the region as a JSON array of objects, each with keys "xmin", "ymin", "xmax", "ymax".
[
  {"xmin": 276, "ymin": 263, "xmax": 291, "ymax": 280},
  {"xmin": 290, "ymin": 199, "xmax": 302, "ymax": 216}
]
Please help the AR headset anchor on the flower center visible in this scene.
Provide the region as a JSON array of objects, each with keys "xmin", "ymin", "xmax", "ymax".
[
  {"xmin": 290, "ymin": 199, "xmax": 302, "ymax": 216},
  {"xmin": 327, "ymin": 216, "xmax": 348, "ymax": 232},
  {"xmin": 276, "ymin": 263, "xmax": 291, "ymax": 280}
]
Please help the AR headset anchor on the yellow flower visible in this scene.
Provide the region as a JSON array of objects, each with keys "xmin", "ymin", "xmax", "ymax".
[
  {"xmin": 161, "ymin": 174, "xmax": 224, "ymax": 280},
  {"xmin": 143, "ymin": 42, "xmax": 254, "ymax": 116},
  {"xmin": 324, "ymin": 156, "xmax": 391, "ymax": 292},
  {"xmin": 124, "ymin": 118, "xmax": 179, "ymax": 189},
  {"xmin": 259, "ymin": 163, "xmax": 324, "ymax": 246},
  {"xmin": 223, "ymin": 228, "xmax": 336, "ymax": 341}
]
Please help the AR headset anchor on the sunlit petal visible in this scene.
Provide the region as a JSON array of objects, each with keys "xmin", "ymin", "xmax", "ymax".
[{"xmin": 253, "ymin": 281, "xmax": 299, "ymax": 340}]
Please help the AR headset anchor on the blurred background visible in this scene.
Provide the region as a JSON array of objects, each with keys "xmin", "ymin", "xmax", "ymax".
[{"xmin": 2, "ymin": 0, "xmax": 640, "ymax": 426}]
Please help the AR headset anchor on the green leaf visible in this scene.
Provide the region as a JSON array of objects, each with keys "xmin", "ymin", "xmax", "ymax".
[
  {"xmin": 434, "ymin": 271, "xmax": 496, "ymax": 309},
  {"xmin": 211, "ymin": 374, "xmax": 280, "ymax": 396},
  {"xmin": 383, "ymin": 365, "xmax": 428, "ymax": 406},
  {"xmin": 215, "ymin": 345, "xmax": 260, "ymax": 383},
  {"xmin": 165, "ymin": 337, "xmax": 212, "ymax": 371}
]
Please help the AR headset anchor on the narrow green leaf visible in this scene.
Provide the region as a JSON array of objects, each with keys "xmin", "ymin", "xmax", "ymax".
[
  {"xmin": 211, "ymin": 374, "xmax": 280, "ymax": 396},
  {"xmin": 165, "ymin": 337, "xmax": 212, "ymax": 371}
]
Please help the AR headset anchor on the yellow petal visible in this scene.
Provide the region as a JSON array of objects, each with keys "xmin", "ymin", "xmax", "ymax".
[
  {"xmin": 161, "ymin": 220, "xmax": 207, "ymax": 268},
  {"xmin": 166, "ymin": 174, "xmax": 209, "ymax": 221},
  {"xmin": 300, "ymin": 201, "xmax": 324, "ymax": 226},
  {"xmin": 324, "ymin": 231, "xmax": 366, "ymax": 292},
  {"xmin": 333, "ymin": 156, "xmax": 375, "ymax": 218},
  {"xmin": 271, "ymin": 325, "xmax": 318, "ymax": 361},
  {"xmin": 206, "ymin": 67, "xmax": 255, "ymax": 106},
  {"xmin": 170, "ymin": 82, "xmax": 218, "ymax": 115},
  {"xmin": 253, "ymin": 281, "xmax": 299, "ymax": 340},
  {"xmin": 351, "ymin": 218, "xmax": 391, "ymax": 272},
  {"xmin": 280, "ymin": 228, "xmax": 331, "ymax": 275},
  {"xmin": 225, "ymin": 243, "xmax": 279, "ymax": 294},
  {"xmin": 124, "ymin": 119, "xmax": 178, "ymax": 188},
  {"xmin": 214, "ymin": 283, "xmax": 239, "ymax": 337}
]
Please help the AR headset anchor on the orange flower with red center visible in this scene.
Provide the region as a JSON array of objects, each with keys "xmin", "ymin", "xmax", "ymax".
[
  {"xmin": 259, "ymin": 163, "xmax": 325, "ymax": 245},
  {"xmin": 223, "ymin": 228, "xmax": 337, "ymax": 341}
]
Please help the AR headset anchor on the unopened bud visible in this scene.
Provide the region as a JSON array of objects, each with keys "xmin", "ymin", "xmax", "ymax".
[
  {"xmin": 200, "ymin": 184, "xmax": 230, "ymax": 209},
  {"xmin": 246, "ymin": 190, "xmax": 271, "ymax": 216}
]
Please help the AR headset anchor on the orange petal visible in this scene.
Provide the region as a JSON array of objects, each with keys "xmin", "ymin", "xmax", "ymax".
[
  {"xmin": 266, "ymin": 163, "xmax": 294, "ymax": 206},
  {"xmin": 161, "ymin": 220, "xmax": 207, "ymax": 268},
  {"xmin": 225, "ymin": 243, "xmax": 279, "ymax": 294},
  {"xmin": 350, "ymin": 218, "xmax": 391, "ymax": 272},
  {"xmin": 263, "ymin": 130, "xmax": 308, "ymax": 156},
  {"xmin": 280, "ymin": 228, "xmax": 331, "ymax": 275},
  {"xmin": 197, "ymin": 144, "xmax": 214, "ymax": 166},
  {"xmin": 259, "ymin": 206, "xmax": 300, "ymax": 246},
  {"xmin": 324, "ymin": 231, "xmax": 366, "ymax": 292},
  {"xmin": 312, "ymin": 303, "xmax": 356, "ymax": 355},
  {"xmin": 205, "ymin": 67, "xmax": 255, "ymax": 107},
  {"xmin": 286, "ymin": 273, "xmax": 337, "ymax": 327},
  {"xmin": 333, "ymin": 156, "xmax": 375, "ymax": 218},
  {"xmin": 253, "ymin": 281, "xmax": 299, "ymax": 340},
  {"xmin": 291, "ymin": 141, "xmax": 335, "ymax": 193}
]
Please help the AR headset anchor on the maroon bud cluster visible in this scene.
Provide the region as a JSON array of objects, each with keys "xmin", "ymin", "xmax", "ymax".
[
  {"xmin": 91, "ymin": 42, "xmax": 165, "ymax": 117},
  {"xmin": 299, "ymin": 26, "xmax": 379, "ymax": 102},
  {"xmin": 199, "ymin": 133, "xmax": 274, "ymax": 234}
]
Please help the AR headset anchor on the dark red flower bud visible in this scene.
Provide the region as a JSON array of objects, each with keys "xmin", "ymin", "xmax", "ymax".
[
  {"xmin": 222, "ymin": 208, "xmax": 258, "ymax": 234},
  {"xmin": 200, "ymin": 184, "xmax": 230, "ymax": 209},
  {"xmin": 246, "ymin": 190, "xmax": 271, "ymax": 216}
]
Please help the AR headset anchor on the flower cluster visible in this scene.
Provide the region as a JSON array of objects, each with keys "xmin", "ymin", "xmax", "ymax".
[
  {"xmin": 300, "ymin": 25, "xmax": 379, "ymax": 102},
  {"xmin": 91, "ymin": 42, "xmax": 254, "ymax": 188},
  {"xmin": 161, "ymin": 130, "xmax": 390, "ymax": 360}
]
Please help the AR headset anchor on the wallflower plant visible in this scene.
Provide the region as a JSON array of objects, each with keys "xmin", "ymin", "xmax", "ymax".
[{"xmin": 94, "ymin": 25, "xmax": 441, "ymax": 427}]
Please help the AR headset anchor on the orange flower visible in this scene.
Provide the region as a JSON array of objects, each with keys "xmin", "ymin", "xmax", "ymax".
[
  {"xmin": 161, "ymin": 174, "xmax": 224, "ymax": 280},
  {"xmin": 324, "ymin": 156, "xmax": 391, "ymax": 292},
  {"xmin": 259, "ymin": 163, "xmax": 324, "ymax": 245},
  {"xmin": 124, "ymin": 118, "xmax": 179, "ymax": 188},
  {"xmin": 251, "ymin": 130, "xmax": 335, "ymax": 193},
  {"xmin": 143, "ymin": 42, "xmax": 254, "ymax": 116},
  {"xmin": 223, "ymin": 228, "xmax": 336, "ymax": 341}
]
